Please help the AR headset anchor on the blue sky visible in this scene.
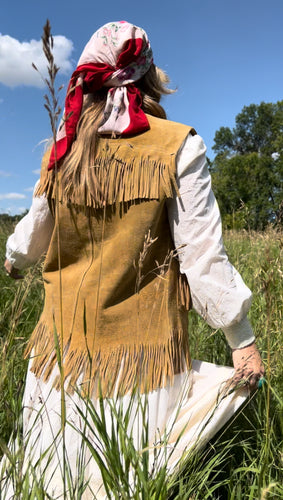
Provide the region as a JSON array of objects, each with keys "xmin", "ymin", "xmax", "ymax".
[{"xmin": 1, "ymin": 0, "xmax": 282, "ymax": 214}]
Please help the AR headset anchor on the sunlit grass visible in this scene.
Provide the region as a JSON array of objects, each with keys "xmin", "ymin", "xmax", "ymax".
[{"xmin": 0, "ymin": 224, "xmax": 282, "ymax": 498}]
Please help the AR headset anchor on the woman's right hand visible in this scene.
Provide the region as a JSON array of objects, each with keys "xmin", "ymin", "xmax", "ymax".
[{"xmin": 4, "ymin": 259, "xmax": 24, "ymax": 280}]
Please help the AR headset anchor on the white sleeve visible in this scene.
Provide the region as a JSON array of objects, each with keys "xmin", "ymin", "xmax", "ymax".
[
  {"xmin": 6, "ymin": 181, "xmax": 54, "ymax": 269},
  {"xmin": 166, "ymin": 133, "xmax": 255, "ymax": 349}
]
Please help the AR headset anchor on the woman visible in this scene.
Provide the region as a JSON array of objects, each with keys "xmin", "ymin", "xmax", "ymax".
[{"xmin": 3, "ymin": 21, "xmax": 264, "ymax": 498}]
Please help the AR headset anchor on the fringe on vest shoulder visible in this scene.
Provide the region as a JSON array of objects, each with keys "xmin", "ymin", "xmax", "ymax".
[
  {"xmin": 34, "ymin": 146, "xmax": 179, "ymax": 208},
  {"xmin": 25, "ymin": 321, "xmax": 191, "ymax": 398}
]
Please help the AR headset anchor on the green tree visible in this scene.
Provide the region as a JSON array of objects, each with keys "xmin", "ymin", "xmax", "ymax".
[{"xmin": 211, "ymin": 101, "xmax": 283, "ymax": 230}]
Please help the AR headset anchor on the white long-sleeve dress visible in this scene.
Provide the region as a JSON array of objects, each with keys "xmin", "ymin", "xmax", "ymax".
[{"xmin": 3, "ymin": 134, "xmax": 254, "ymax": 499}]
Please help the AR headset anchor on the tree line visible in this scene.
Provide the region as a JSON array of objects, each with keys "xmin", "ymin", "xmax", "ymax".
[{"xmin": 210, "ymin": 100, "xmax": 283, "ymax": 230}]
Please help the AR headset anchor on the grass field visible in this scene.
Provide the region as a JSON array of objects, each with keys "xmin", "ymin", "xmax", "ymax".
[{"xmin": 0, "ymin": 219, "xmax": 282, "ymax": 499}]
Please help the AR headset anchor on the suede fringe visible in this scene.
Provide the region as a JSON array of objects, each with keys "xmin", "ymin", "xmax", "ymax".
[
  {"xmin": 178, "ymin": 273, "xmax": 191, "ymax": 311},
  {"xmin": 25, "ymin": 322, "xmax": 191, "ymax": 398},
  {"xmin": 35, "ymin": 149, "xmax": 179, "ymax": 208}
]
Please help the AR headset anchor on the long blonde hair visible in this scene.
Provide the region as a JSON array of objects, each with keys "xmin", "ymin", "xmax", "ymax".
[{"xmin": 60, "ymin": 64, "xmax": 174, "ymax": 195}]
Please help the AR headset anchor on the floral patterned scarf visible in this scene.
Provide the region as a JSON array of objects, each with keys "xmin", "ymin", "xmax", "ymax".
[{"xmin": 48, "ymin": 21, "xmax": 153, "ymax": 170}]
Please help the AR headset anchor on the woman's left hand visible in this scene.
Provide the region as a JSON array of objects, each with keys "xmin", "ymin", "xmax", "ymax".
[
  {"xmin": 4, "ymin": 259, "xmax": 24, "ymax": 280},
  {"xmin": 232, "ymin": 342, "xmax": 265, "ymax": 391}
]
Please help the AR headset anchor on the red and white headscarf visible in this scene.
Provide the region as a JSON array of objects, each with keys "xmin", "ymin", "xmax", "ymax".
[{"xmin": 48, "ymin": 21, "xmax": 153, "ymax": 170}]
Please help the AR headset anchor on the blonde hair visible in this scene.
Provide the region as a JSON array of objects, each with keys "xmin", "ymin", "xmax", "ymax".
[{"xmin": 60, "ymin": 64, "xmax": 174, "ymax": 195}]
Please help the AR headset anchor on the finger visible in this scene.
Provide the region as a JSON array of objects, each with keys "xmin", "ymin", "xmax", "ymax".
[
  {"xmin": 246, "ymin": 370, "xmax": 264, "ymax": 390},
  {"xmin": 248, "ymin": 377, "xmax": 259, "ymax": 390},
  {"xmin": 232, "ymin": 373, "xmax": 247, "ymax": 389}
]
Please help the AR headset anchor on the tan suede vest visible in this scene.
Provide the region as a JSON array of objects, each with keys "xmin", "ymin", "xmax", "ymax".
[{"xmin": 26, "ymin": 115, "xmax": 195, "ymax": 396}]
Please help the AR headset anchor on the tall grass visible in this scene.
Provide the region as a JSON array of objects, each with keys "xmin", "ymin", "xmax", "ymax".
[{"xmin": 1, "ymin": 225, "xmax": 282, "ymax": 498}]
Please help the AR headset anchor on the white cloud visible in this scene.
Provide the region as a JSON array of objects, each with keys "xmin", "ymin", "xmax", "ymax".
[
  {"xmin": 0, "ymin": 205, "xmax": 28, "ymax": 215},
  {"xmin": 0, "ymin": 34, "xmax": 73, "ymax": 88},
  {"xmin": 32, "ymin": 169, "xmax": 41, "ymax": 175},
  {"xmin": 24, "ymin": 187, "xmax": 34, "ymax": 192},
  {"xmin": 0, "ymin": 170, "xmax": 12, "ymax": 177},
  {"xmin": 0, "ymin": 192, "xmax": 26, "ymax": 200}
]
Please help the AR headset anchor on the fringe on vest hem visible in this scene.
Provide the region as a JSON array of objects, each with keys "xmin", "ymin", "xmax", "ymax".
[
  {"xmin": 24, "ymin": 322, "xmax": 191, "ymax": 398},
  {"xmin": 34, "ymin": 151, "xmax": 179, "ymax": 209}
]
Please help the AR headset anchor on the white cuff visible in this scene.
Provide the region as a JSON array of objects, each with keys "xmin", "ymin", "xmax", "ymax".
[{"xmin": 222, "ymin": 316, "xmax": 255, "ymax": 349}]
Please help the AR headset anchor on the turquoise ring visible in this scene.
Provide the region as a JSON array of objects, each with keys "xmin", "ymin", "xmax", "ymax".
[{"xmin": 258, "ymin": 377, "xmax": 267, "ymax": 389}]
